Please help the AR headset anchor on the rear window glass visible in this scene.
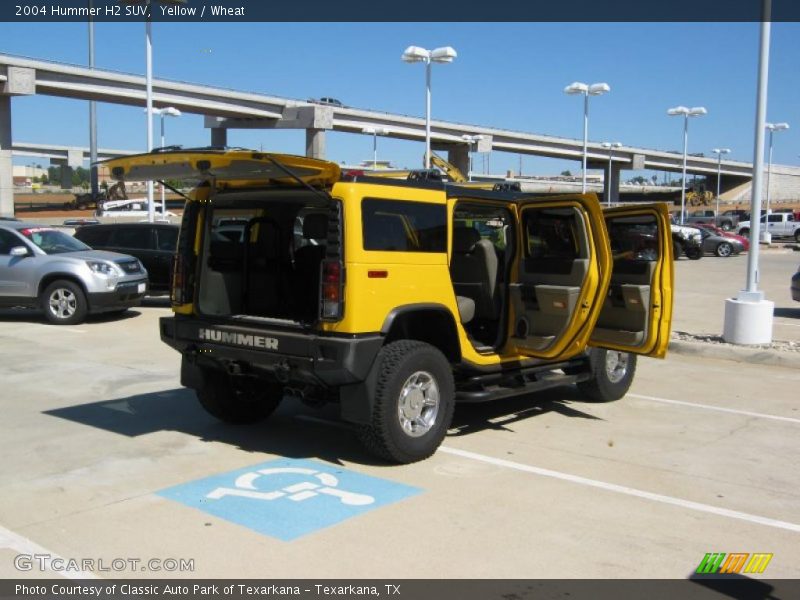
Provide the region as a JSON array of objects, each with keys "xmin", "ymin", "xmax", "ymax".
[
  {"xmin": 112, "ymin": 227, "xmax": 152, "ymax": 249},
  {"xmin": 75, "ymin": 227, "xmax": 112, "ymax": 246},
  {"xmin": 156, "ymin": 227, "xmax": 178, "ymax": 251},
  {"xmin": 523, "ymin": 210, "xmax": 581, "ymax": 260},
  {"xmin": 361, "ymin": 199, "xmax": 446, "ymax": 252}
]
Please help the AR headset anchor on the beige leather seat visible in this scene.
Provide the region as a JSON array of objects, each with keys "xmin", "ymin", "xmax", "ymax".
[{"xmin": 450, "ymin": 225, "xmax": 499, "ymax": 320}]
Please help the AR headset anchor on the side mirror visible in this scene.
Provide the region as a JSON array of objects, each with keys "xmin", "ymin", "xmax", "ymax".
[{"xmin": 10, "ymin": 246, "xmax": 29, "ymax": 257}]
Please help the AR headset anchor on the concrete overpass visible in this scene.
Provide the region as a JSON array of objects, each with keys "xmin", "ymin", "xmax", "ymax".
[{"xmin": 2, "ymin": 52, "xmax": 800, "ymax": 215}]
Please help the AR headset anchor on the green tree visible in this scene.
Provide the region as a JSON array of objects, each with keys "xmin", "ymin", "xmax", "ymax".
[{"xmin": 560, "ymin": 170, "xmax": 572, "ymax": 177}]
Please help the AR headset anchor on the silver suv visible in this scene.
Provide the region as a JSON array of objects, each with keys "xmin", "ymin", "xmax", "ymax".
[{"xmin": 0, "ymin": 222, "xmax": 149, "ymax": 325}]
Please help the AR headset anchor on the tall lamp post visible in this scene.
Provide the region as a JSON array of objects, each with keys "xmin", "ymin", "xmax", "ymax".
[
  {"xmin": 601, "ymin": 142, "xmax": 622, "ymax": 206},
  {"xmin": 146, "ymin": 106, "xmax": 181, "ymax": 217},
  {"xmin": 362, "ymin": 127, "xmax": 389, "ymax": 169},
  {"xmin": 711, "ymin": 148, "xmax": 731, "ymax": 217},
  {"xmin": 123, "ymin": 0, "xmax": 186, "ymax": 222},
  {"xmin": 461, "ymin": 134, "xmax": 484, "ymax": 181},
  {"xmin": 88, "ymin": 1, "xmax": 98, "ymax": 198},
  {"xmin": 401, "ymin": 45, "xmax": 457, "ymax": 169},
  {"xmin": 564, "ymin": 81, "xmax": 610, "ymax": 193},
  {"xmin": 764, "ymin": 121, "xmax": 789, "ymax": 241},
  {"xmin": 667, "ymin": 105, "xmax": 707, "ymax": 224}
]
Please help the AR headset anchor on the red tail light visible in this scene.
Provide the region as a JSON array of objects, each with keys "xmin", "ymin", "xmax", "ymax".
[{"xmin": 320, "ymin": 259, "xmax": 344, "ymax": 320}]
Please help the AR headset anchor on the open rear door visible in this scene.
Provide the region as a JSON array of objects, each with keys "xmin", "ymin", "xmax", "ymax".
[
  {"xmin": 589, "ymin": 204, "xmax": 673, "ymax": 358},
  {"xmin": 508, "ymin": 195, "xmax": 611, "ymax": 360}
]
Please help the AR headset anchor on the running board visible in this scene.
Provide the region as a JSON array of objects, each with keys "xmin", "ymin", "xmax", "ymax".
[{"xmin": 455, "ymin": 372, "xmax": 586, "ymax": 403}]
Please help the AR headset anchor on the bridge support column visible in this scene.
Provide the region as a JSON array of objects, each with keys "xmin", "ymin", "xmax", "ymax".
[
  {"xmin": 305, "ymin": 129, "xmax": 326, "ymax": 159},
  {"xmin": 603, "ymin": 162, "xmax": 623, "ymax": 204},
  {"xmin": 210, "ymin": 127, "xmax": 227, "ymax": 148},
  {"xmin": 0, "ymin": 96, "xmax": 12, "ymax": 217},
  {"xmin": 447, "ymin": 145, "xmax": 469, "ymax": 179}
]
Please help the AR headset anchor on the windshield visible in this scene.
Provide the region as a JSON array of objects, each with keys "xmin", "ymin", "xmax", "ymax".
[{"xmin": 20, "ymin": 228, "xmax": 91, "ymax": 254}]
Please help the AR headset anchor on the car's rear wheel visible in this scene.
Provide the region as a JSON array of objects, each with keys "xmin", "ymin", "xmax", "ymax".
[
  {"xmin": 715, "ymin": 242, "xmax": 733, "ymax": 257},
  {"xmin": 41, "ymin": 279, "xmax": 88, "ymax": 325},
  {"xmin": 196, "ymin": 369, "xmax": 283, "ymax": 424},
  {"xmin": 686, "ymin": 246, "xmax": 703, "ymax": 260},
  {"xmin": 577, "ymin": 349, "xmax": 637, "ymax": 402},
  {"xmin": 794, "ymin": 230, "xmax": 800, "ymax": 243},
  {"xmin": 739, "ymin": 228, "xmax": 750, "ymax": 237},
  {"xmin": 359, "ymin": 340, "xmax": 455, "ymax": 464},
  {"xmin": 672, "ymin": 240, "xmax": 683, "ymax": 260},
  {"xmin": 720, "ymin": 221, "xmax": 733, "ymax": 231}
]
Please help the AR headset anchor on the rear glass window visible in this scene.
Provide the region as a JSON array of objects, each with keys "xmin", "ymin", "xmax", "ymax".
[
  {"xmin": 606, "ymin": 214, "xmax": 659, "ymax": 262},
  {"xmin": 112, "ymin": 227, "xmax": 152, "ymax": 249},
  {"xmin": 75, "ymin": 227, "xmax": 112, "ymax": 246},
  {"xmin": 361, "ymin": 199, "xmax": 446, "ymax": 252},
  {"xmin": 156, "ymin": 227, "xmax": 178, "ymax": 251},
  {"xmin": 523, "ymin": 210, "xmax": 581, "ymax": 260}
]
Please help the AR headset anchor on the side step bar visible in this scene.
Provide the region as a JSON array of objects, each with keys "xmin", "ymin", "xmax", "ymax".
[{"xmin": 455, "ymin": 369, "xmax": 591, "ymax": 404}]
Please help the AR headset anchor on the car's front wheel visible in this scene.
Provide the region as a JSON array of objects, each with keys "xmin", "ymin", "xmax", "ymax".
[
  {"xmin": 794, "ymin": 230, "xmax": 800, "ymax": 243},
  {"xmin": 686, "ymin": 246, "xmax": 703, "ymax": 260},
  {"xmin": 196, "ymin": 369, "xmax": 283, "ymax": 424},
  {"xmin": 359, "ymin": 340, "xmax": 455, "ymax": 464},
  {"xmin": 41, "ymin": 279, "xmax": 88, "ymax": 325},
  {"xmin": 715, "ymin": 242, "xmax": 733, "ymax": 257},
  {"xmin": 577, "ymin": 349, "xmax": 637, "ymax": 402}
]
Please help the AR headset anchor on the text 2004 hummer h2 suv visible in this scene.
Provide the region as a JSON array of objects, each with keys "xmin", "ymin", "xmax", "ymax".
[{"xmin": 105, "ymin": 149, "xmax": 674, "ymax": 463}]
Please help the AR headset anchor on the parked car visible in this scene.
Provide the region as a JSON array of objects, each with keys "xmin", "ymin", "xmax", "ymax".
[
  {"xmin": 698, "ymin": 227, "xmax": 745, "ymax": 257},
  {"xmin": 73, "ymin": 223, "xmax": 178, "ymax": 294},
  {"xmin": 670, "ymin": 221, "xmax": 703, "ymax": 260},
  {"xmin": 792, "ymin": 265, "xmax": 800, "ymax": 302},
  {"xmin": 308, "ymin": 97, "xmax": 344, "ymax": 107},
  {"xmin": 737, "ymin": 213, "xmax": 800, "ymax": 241},
  {"xmin": 0, "ymin": 222, "xmax": 148, "ymax": 325},
  {"xmin": 694, "ymin": 222, "xmax": 750, "ymax": 251},
  {"xmin": 684, "ymin": 209, "xmax": 740, "ymax": 231}
]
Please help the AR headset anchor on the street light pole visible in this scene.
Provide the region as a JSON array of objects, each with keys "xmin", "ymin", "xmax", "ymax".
[
  {"xmin": 601, "ymin": 142, "xmax": 622, "ymax": 206},
  {"xmin": 712, "ymin": 148, "xmax": 730, "ymax": 217},
  {"xmin": 88, "ymin": 1, "xmax": 98, "ymax": 198},
  {"xmin": 764, "ymin": 122, "xmax": 789, "ymax": 235},
  {"xmin": 402, "ymin": 46, "xmax": 457, "ymax": 169},
  {"xmin": 148, "ymin": 106, "xmax": 180, "ymax": 218},
  {"xmin": 564, "ymin": 81, "xmax": 610, "ymax": 193},
  {"xmin": 667, "ymin": 106, "xmax": 707, "ymax": 225},
  {"xmin": 144, "ymin": 2, "xmax": 154, "ymax": 223},
  {"xmin": 362, "ymin": 127, "xmax": 388, "ymax": 169}
]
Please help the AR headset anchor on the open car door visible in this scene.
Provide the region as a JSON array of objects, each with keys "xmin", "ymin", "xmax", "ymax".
[
  {"xmin": 509, "ymin": 195, "xmax": 612, "ymax": 360},
  {"xmin": 589, "ymin": 204, "xmax": 673, "ymax": 358}
]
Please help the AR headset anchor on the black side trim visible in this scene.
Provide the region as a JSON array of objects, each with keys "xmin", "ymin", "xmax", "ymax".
[{"xmin": 380, "ymin": 302, "xmax": 454, "ymax": 334}]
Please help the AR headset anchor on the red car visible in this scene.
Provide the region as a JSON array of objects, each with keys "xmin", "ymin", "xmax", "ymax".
[{"xmin": 694, "ymin": 223, "xmax": 750, "ymax": 250}]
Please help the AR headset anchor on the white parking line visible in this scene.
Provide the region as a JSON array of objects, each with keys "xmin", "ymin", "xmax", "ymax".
[
  {"xmin": 773, "ymin": 321, "xmax": 800, "ymax": 328},
  {"xmin": 439, "ymin": 446, "xmax": 800, "ymax": 534},
  {"xmin": 627, "ymin": 393, "xmax": 800, "ymax": 425},
  {"xmin": 0, "ymin": 524, "xmax": 98, "ymax": 579}
]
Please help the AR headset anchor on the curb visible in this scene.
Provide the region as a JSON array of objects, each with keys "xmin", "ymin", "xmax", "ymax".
[{"xmin": 668, "ymin": 339, "xmax": 800, "ymax": 368}]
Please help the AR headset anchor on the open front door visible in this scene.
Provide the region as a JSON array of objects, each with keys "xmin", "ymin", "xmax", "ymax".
[
  {"xmin": 589, "ymin": 204, "xmax": 673, "ymax": 358},
  {"xmin": 508, "ymin": 195, "xmax": 611, "ymax": 360}
]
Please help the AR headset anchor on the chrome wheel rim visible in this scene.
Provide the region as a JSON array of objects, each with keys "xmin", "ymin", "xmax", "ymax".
[
  {"xmin": 48, "ymin": 288, "xmax": 77, "ymax": 319},
  {"xmin": 718, "ymin": 243, "xmax": 731, "ymax": 257},
  {"xmin": 397, "ymin": 371, "xmax": 440, "ymax": 438},
  {"xmin": 605, "ymin": 351, "xmax": 629, "ymax": 384}
]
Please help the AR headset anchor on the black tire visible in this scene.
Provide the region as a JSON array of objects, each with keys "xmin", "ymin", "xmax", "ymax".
[
  {"xmin": 359, "ymin": 340, "xmax": 455, "ymax": 464},
  {"xmin": 672, "ymin": 240, "xmax": 683, "ymax": 260},
  {"xmin": 739, "ymin": 228, "xmax": 749, "ymax": 237},
  {"xmin": 686, "ymin": 246, "xmax": 703, "ymax": 260},
  {"xmin": 794, "ymin": 230, "xmax": 800, "ymax": 243},
  {"xmin": 715, "ymin": 242, "xmax": 733, "ymax": 257},
  {"xmin": 41, "ymin": 279, "xmax": 88, "ymax": 325},
  {"xmin": 196, "ymin": 369, "xmax": 283, "ymax": 424},
  {"xmin": 577, "ymin": 348, "xmax": 637, "ymax": 402},
  {"xmin": 720, "ymin": 221, "xmax": 733, "ymax": 231}
]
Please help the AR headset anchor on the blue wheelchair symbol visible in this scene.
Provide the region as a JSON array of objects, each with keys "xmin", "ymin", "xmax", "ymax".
[{"xmin": 158, "ymin": 458, "xmax": 421, "ymax": 540}]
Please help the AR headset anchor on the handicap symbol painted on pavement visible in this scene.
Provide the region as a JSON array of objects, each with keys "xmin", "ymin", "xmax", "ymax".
[{"xmin": 158, "ymin": 459, "xmax": 422, "ymax": 541}]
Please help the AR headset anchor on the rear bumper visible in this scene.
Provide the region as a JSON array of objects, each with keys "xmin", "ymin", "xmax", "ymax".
[
  {"xmin": 88, "ymin": 279, "xmax": 148, "ymax": 312},
  {"xmin": 160, "ymin": 316, "xmax": 384, "ymax": 388}
]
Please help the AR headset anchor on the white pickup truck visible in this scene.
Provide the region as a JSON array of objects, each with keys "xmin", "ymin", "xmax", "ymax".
[{"xmin": 737, "ymin": 213, "xmax": 800, "ymax": 242}]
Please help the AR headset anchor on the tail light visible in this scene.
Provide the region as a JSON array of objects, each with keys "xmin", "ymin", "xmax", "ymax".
[
  {"xmin": 171, "ymin": 202, "xmax": 199, "ymax": 307},
  {"xmin": 320, "ymin": 259, "xmax": 344, "ymax": 320}
]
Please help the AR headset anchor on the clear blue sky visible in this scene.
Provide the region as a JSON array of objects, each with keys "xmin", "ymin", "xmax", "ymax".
[{"xmin": 2, "ymin": 21, "xmax": 799, "ymax": 177}]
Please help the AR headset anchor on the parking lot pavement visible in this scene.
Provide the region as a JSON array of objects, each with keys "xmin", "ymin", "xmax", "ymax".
[
  {"xmin": 1, "ymin": 303, "xmax": 799, "ymax": 579},
  {"xmin": 672, "ymin": 249, "xmax": 800, "ymax": 344}
]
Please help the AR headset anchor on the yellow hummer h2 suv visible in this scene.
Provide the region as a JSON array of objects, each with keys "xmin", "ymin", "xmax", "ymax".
[{"xmin": 105, "ymin": 149, "xmax": 673, "ymax": 464}]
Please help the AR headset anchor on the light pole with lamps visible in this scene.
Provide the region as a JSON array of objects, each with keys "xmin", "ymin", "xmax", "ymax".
[
  {"xmin": 147, "ymin": 106, "xmax": 181, "ymax": 217},
  {"xmin": 461, "ymin": 134, "xmax": 484, "ymax": 181},
  {"xmin": 667, "ymin": 105, "xmax": 707, "ymax": 225},
  {"xmin": 601, "ymin": 142, "xmax": 622, "ymax": 206},
  {"xmin": 764, "ymin": 122, "xmax": 789, "ymax": 241},
  {"xmin": 564, "ymin": 81, "xmax": 611, "ymax": 193},
  {"xmin": 362, "ymin": 127, "xmax": 389, "ymax": 169},
  {"xmin": 122, "ymin": 0, "xmax": 186, "ymax": 222},
  {"xmin": 401, "ymin": 45, "xmax": 457, "ymax": 169},
  {"xmin": 711, "ymin": 148, "xmax": 730, "ymax": 218}
]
